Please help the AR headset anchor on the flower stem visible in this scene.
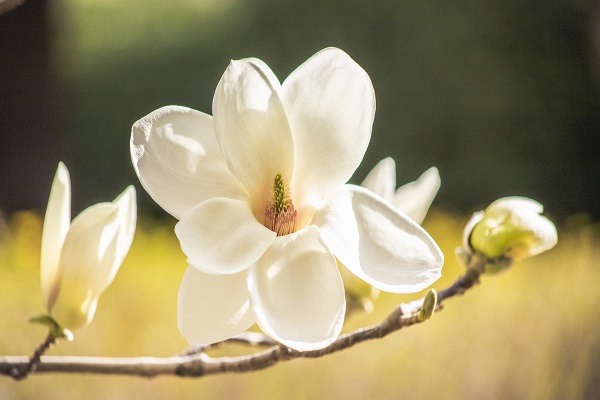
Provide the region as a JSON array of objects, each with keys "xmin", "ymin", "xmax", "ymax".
[
  {"xmin": 10, "ymin": 331, "xmax": 57, "ymax": 380},
  {"xmin": 437, "ymin": 252, "xmax": 485, "ymax": 305}
]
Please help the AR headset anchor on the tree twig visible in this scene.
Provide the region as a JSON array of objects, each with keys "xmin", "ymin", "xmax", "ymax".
[
  {"xmin": 437, "ymin": 253, "xmax": 484, "ymax": 304},
  {"xmin": 8, "ymin": 331, "xmax": 56, "ymax": 380},
  {"xmin": 0, "ymin": 253, "xmax": 486, "ymax": 380},
  {"xmin": 178, "ymin": 332, "xmax": 277, "ymax": 356},
  {"xmin": 0, "ymin": 307, "xmax": 420, "ymax": 379}
]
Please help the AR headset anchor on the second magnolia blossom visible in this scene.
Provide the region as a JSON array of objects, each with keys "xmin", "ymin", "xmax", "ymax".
[
  {"xmin": 40, "ymin": 163, "xmax": 136, "ymax": 332},
  {"xmin": 131, "ymin": 47, "xmax": 444, "ymax": 351}
]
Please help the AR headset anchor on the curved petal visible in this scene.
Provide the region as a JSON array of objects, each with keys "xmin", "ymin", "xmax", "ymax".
[
  {"xmin": 487, "ymin": 196, "xmax": 543, "ymax": 214},
  {"xmin": 248, "ymin": 226, "xmax": 345, "ymax": 351},
  {"xmin": 175, "ymin": 197, "xmax": 276, "ymax": 274},
  {"xmin": 518, "ymin": 214, "xmax": 558, "ymax": 257},
  {"xmin": 393, "ymin": 166, "xmax": 441, "ymax": 225},
  {"xmin": 212, "ymin": 59, "xmax": 294, "ymax": 216},
  {"xmin": 40, "ymin": 162, "xmax": 71, "ymax": 311},
  {"xmin": 178, "ymin": 266, "xmax": 255, "ymax": 344},
  {"xmin": 51, "ymin": 202, "xmax": 123, "ymax": 330},
  {"xmin": 131, "ymin": 106, "xmax": 248, "ymax": 219},
  {"xmin": 360, "ymin": 157, "xmax": 396, "ymax": 201},
  {"xmin": 281, "ymin": 48, "xmax": 375, "ymax": 216},
  {"xmin": 104, "ymin": 186, "xmax": 137, "ymax": 286},
  {"xmin": 312, "ymin": 185, "xmax": 443, "ymax": 294}
]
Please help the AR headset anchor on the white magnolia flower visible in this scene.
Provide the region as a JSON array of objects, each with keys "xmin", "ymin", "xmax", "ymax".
[
  {"xmin": 40, "ymin": 162, "xmax": 136, "ymax": 331},
  {"xmin": 469, "ymin": 196, "xmax": 558, "ymax": 260},
  {"xmin": 131, "ymin": 47, "xmax": 443, "ymax": 351},
  {"xmin": 361, "ymin": 157, "xmax": 441, "ymax": 225}
]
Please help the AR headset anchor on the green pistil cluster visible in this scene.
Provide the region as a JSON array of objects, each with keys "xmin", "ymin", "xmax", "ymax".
[
  {"xmin": 265, "ymin": 172, "xmax": 296, "ymax": 236},
  {"xmin": 272, "ymin": 173, "xmax": 291, "ymax": 214}
]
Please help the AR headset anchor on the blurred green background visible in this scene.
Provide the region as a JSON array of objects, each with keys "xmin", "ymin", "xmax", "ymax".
[
  {"xmin": 2, "ymin": 0, "xmax": 600, "ymax": 399},
  {"xmin": 1, "ymin": 0, "xmax": 599, "ymax": 218}
]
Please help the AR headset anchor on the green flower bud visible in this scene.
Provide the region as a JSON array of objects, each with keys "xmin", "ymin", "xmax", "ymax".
[
  {"xmin": 469, "ymin": 197, "xmax": 557, "ymax": 261},
  {"xmin": 418, "ymin": 289, "xmax": 437, "ymax": 322}
]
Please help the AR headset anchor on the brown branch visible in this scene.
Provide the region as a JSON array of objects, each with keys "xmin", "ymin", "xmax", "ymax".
[
  {"xmin": 0, "ymin": 252, "xmax": 487, "ymax": 380},
  {"xmin": 0, "ymin": 308, "xmax": 421, "ymax": 379},
  {"xmin": 437, "ymin": 253, "xmax": 485, "ymax": 304},
  {"xmin": 8, "ymin": 331, "xmax": 56, "ymax": 380},
  {"xmin": 178, "ymin": 332, "xmax": 277, "ymax": 356}
]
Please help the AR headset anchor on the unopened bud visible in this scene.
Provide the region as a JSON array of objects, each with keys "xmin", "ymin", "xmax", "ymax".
[
  {"xmin": 468, "ymin": 197, "xmax": 557, "ymax": 261},
  {"xmin": 418, "ymin": 289, "xmax": 437, "ymax": 322}
]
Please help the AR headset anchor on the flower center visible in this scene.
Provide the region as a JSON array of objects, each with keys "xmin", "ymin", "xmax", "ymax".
[{"xmin": 264, "ymin": 172, "xmax": 297, "ymax": 236}]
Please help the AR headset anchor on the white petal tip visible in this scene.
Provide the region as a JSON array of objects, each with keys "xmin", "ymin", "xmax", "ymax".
[{"xmin": 55, "ymin": 162, "xmax": 70, "ymax": 184}]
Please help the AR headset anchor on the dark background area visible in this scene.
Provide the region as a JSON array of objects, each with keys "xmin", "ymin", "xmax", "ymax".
[{"xmin": 1, "ymin": 0, "xmax": 599, "ymax": 219}]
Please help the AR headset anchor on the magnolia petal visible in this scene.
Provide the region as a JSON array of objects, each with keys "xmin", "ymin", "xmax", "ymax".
[
  {"xmin": 393, "ymin": 167, "xmax": 441, "ymax": 225},
  {"xmin": 131, "ymin": 105, "xmax": 247, "ymax": 219},
  {"xmin": 281, "ymin": 47, "xmax": 375, "ymax": 217},
  {"xmin": 520, "ymin": 214, "xmax": 558, "ymax": 257},
  {"xmin": 212, "ymin": 59, "xmax": 294, "ymax": 216},
  {"xmin": 40, "ymin": 162, "xmax": 71, "ymax": 311},
  {"xmin": 312, "ymin": 185, "xmax": 443, "ymax": 294},
  {"xmin": 487, "ymin": 196, "xmax": 543, "ymax": 215},
  {"xmin": 51, "ymin": 202, "xmax": 123, "ymax": 330},
  {"xmin": 103, "ymin": 186, "xmax": 137, "ymax": 287},
  {"xmin": 175, "ymin": 197, "xmax": 276, "ymax": 274},
  {"xmin": 360, "ymin": 157, "xmax": 396, "ymax": 201},
  {"xmin": 178, "ymin": 266, "xmax": 255, "ymax": 345},
  {"xmin": 502, "ymin": 214, "xmax": 558, "ymax": 259},
  {"xmin": 248, "ymin": 226, "xmax": 345, "ymax": 351}
]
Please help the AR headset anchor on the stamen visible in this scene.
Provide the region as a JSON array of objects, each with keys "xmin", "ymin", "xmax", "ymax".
[{"xmin": 264, "ymin": 173, "xmax": 297, "ymax": 236}]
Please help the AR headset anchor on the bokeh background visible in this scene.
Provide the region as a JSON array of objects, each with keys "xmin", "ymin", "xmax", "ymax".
[
  {"xmin": 1, "ymin": 0, "xmax": 600, "ymax": 399},
  {"xmin": 1, "ymin": 0, "xmax": 600, "ymax": 218}
]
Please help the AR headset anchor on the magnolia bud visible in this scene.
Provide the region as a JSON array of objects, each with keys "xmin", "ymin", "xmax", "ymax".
[
  {"xmin": 418, "ymin": 289, "xmax": 437, "ymax": 322},
  {"xmin": 469, "ymin": 197, "xmax": 557, "ymax": 261},
  {"xmin": 39, "ymin": 163, "xmax": 137, "ymax": 331}
]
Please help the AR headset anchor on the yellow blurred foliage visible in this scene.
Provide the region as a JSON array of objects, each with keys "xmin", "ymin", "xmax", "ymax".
[{"xmin": 1, "ymin": 210, "xmax": 599, "ymax": 399}]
